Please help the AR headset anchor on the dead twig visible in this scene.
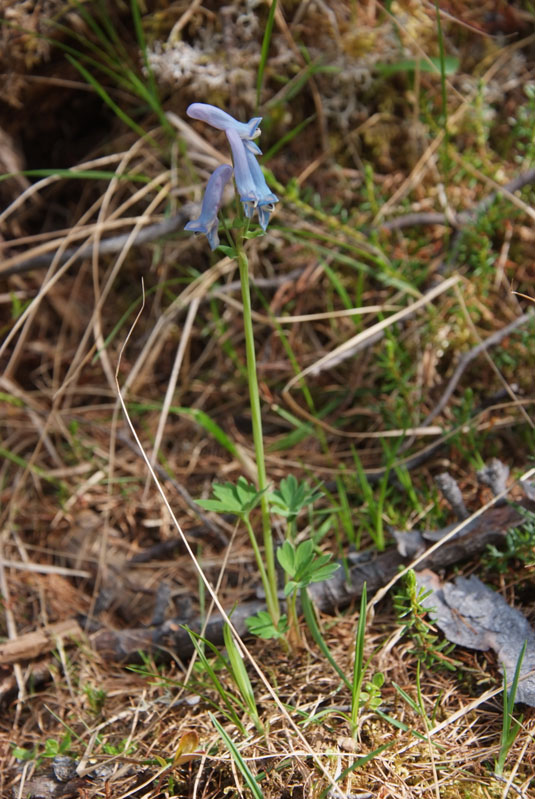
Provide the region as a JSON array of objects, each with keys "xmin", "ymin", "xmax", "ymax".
[
  {"xmin": 421, "ymin": 311, "xmax": 534, "ymax": 428},
  {"xmin": 0, "ymin": 209, "xmax": 193, "ymax": 278},
  {"xmin": 380, "ymin": 167, "xmax": 535, "ymax": 232}
]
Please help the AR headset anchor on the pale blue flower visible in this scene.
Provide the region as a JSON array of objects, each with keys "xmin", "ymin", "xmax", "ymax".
[
  {"xmin": 245, "ymin": 148, "xmax": 278, "ymax": 231},
  {"xmin": 184, "ymin": 104, "xmax": 278, "ymax": 243},
  {"xmin": 184, "ymin": 164, "xmax": 233, "ymax": 250},
  {"xmin": 187, "ymin": 103, "xmax": 262, "ymax": 155},
  {"xmin": 226, "ymin": 128, "xmax": 279, "ymax": 229},
  {"xmin": 225, "ymin": 127, "xmax": 258, "ymax": 219}
]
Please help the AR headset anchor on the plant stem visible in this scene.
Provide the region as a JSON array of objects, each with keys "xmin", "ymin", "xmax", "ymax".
[
  {"xmin": 237, "ymin": 240, "xmax": 280, "ymax": 625},
  {"xmin": 287, "ymin": 590, "xmax": 302, "ymax": 649}
]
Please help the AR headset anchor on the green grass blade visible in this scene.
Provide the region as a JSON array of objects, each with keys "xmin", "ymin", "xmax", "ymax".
[
  {"xmin": 256, "ymin": 0, "xmax": 278, "ymax": 110},
  {"xmin": 70, "ymin": 0, "xmax": 122, "ymax": 59},
  {"xmin": 318, "ymin": 741, "xmax": 394, "ymax": 799},
  {"xmin": 223, "ymin": 623, "xmax": 263, "ymax": 733},
  {"xmin": 210, "ymin": 714, "xmax": 264, "ymax": 799},
  {"xmin": 94, "ymin": 0, "xmax": 125, "ymax": 52},
  {"xmin": 262, "ymin": 115, "xmax": 315, "ymax": 161},
  {"xmin": 434, "ymin": 0, "xmax": 449, "ymax": 146},
  {"xmin": 128, "ymin": 402, "xmax": 240, "ymax": 461},
  {"xmin": 130, "ymin": 0, "xmax": 173, "ymax": 134},
  {"xmin": 44, "ymin": 18, "xmax": 133, "ymax": 90},
  {"xmin": 185, "ymin": 628, "xmax": 246, "ymax": 733},
  {"xmin": 0, "ymin": 446, "xmax": 61, "ymax": 486},
  {"xmin": 496, "ymin": 639, "xmax": 527, "ymax": 775},
  {"xmin": 392, "ymin": 681, "xmax": 421, "ymax": 715},
  {"xmin": 65, "ymin": 54, "xmax": 152, "ymax": 142},
  {"xmin": 350, "ymin": 583, "xmax": 367, "ymax": 733},
  {"xmin": 301, "ymin": 588, "xmax": 351, "ymax": 689}
]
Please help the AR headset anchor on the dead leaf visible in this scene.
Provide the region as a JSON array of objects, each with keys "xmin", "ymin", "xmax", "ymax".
[
  {"xmin": 173, "ymin": 730, "xmax": 201, "ymax": 765},
  {"xmin": 416, "ymin": 571, "xmax": 535, "ymax": 706}
]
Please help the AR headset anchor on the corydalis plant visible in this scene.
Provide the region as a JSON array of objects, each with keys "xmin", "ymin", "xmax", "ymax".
[
  {"xmin": 185, "ymin": 103, "xmax": 279, "ymax": 249},
  {"xmin": 187, "ymin": 102, "xmax": 281, "ymax": 629}
]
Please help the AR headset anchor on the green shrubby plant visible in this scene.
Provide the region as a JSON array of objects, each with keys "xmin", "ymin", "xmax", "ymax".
[{"xmin": 393, "ymin": 569, "xmax": 459, "ymax": 672}]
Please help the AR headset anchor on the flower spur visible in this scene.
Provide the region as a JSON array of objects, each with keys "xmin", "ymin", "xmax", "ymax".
[
  {"xmin": 184, "ymin": 163, "xmax": 233, "ymax": 250},
  {"xmin": 187, "ymin": 103, "xmax": 262, "ymax": 155}
]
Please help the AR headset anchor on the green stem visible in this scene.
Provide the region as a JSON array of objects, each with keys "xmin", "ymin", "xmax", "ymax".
[
  {"xmin": 243, "ymin": 516, "xmax": 269, "ymax": 598},
  {"xmin": 237, "ymin": 241, "xmax": 280, "ymax": 625}
]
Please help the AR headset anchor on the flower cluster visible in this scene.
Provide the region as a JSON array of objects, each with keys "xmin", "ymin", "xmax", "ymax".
[{"xmin": 185, "ymin": 103, "xmax": 278, "ymax": 250}]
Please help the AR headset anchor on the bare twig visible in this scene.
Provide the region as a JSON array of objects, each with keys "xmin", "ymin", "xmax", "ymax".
[
  {"xmin": 0, "ymin": 210, "xmax": 193, "ymax": 279},
  {"xmin": 380, "ymin": 168, "xmax": 535, "ymax": 232},
  {"xmin": 422, "ymin": 311, "xmax": 534, "ymax": 428}
]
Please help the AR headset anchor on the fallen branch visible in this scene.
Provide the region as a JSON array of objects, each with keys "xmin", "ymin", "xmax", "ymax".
[
  {"xmin": 0, "ymin": 619, "xmax": 83, "ymax": 665},
  {"xmin": 90, "ymin": 498, "xmax": 532, "ymax": 662}
]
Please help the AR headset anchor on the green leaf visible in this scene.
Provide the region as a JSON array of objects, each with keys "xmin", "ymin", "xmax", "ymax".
[
  {"xmin": 197, "ymin": 476, "xmax": 266, "ymax": 517},
  {"xmin": 278, "ymin": 539, "xmax": 339, "ymax": 591},
  {"xmin": 217, "ymin": 244, "xmax": 238, "ymax": 258},
  {"xmin": 276, "ymin": 540, "xmax": 297, "ymax": 575},
  {"xmin": 294, "ymin": 538, "xmax": 314, "ymax": 571},
  {"xmin": 243, "ymin": 227, "xmax": 266, "ymax": 240},
  {"xmin": 284, "ymin": 579, "xmax": 298, "ymax": 597},
  {"xmin": 308, "ymin": 562, "xmax": 339, "ymax": 584},
  {"xmin": 43, "ymin": 739, "xmax": 60, "ymax": 757},
  {"xmin": 268, "ymin": 475, "xmax": 323, "ymax": 521},
  {"xmin": 246, "ymin": 611, "xmax": 288, "ymax": 639},
  {"xmin": 301, "ymin": 588, "xmax": 351, "ymax": 689},
  {"xmin": 11, "ymin": 746, "xmax": 35, "ymax": 761},
  {"xmin": 223, "ymin": 624, "xmax": 263, "ymax": 733}
]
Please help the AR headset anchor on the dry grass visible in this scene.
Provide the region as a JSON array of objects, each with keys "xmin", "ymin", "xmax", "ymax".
[{"xmin": 1, "ymin": 1, "xmax": 535, "ymax": 797}]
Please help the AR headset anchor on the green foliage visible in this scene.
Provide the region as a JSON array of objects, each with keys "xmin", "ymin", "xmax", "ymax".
[
  {"xmin": 100, "ymin": 737, "xmax": 137, "ymax": 756},
  {"xmin": 375, "ymin": 55, "xmax": 459, "ymax": 78},
  {"xmin": 450, "ymin": 388, "xmax": 485, "ymax": 469},
  {"xmin": 269, "ymin": 475, "xmax": 323, "ymax": 523},
  {"xmin": 351, "ymin": 442, "xmax": 404, "ymax": 551},
  {"xmin": 211, "ymin": 714, "xmax": 265, "ymax": 799},
  {"xmin": 484, "ymin": 506, "xmax": 535, "ymax": 573},
  {"xmin": 256, "ymin": 0, "xmax": 278, "ymax": 109},
  {"xmin": 12, "ymin": 732, "xmax": 74, "ymax": 765},
  {"xmin": 300, "ymin": 587, "xmax": 350, "ymax": 688},
  {"xmin": 273, "ymin": 539, "xmax": 338, "ymax": 648},
  {"xmin": 349, "ymin": 585, "xmax": 385, "ymax": 736},
  {"xmin": 185, "ymin": 628, "xmax": 251, "ymax": 734},
  {"xmin": 509, "ymin": 82, "xmax": 535, "ymax": 166},
  {"xmin": 223, "ymin": 624, "xmax": 263, "ymax": 734},
  {"xmin": 393, "ymin": 661, "xmax": 445, "ymax": 747},
  {"xmin": 84, "ymin": 683, "xmax": 107, "ymax": 714},
  {"xmin": 394, "ymin": 569, "xmax": 459, "ymax": 672},
  {"xmin": 10, "ymin": 292, "xmax": 31, "ymax": 321},
  {"xmin": 495, "ymin": 641, "xmax": 526, "ymax": 777},
  {"xmin": 129, "ymin": 403, "xmax": 241, "ymax": 461},
  {"xmin": 47, "ymin": 0, "xmax": 172, "ymax": 140},
  {"xmin": 196, "ymin": 476, "xmax": 266, "ymax": 517},
  {"xmin": 245, "ymin": 610, "xmax": 288, "ymax": 640},
  {"xmin": 277, "ymin": 539, "xmax": 339, "ymax": 596}
]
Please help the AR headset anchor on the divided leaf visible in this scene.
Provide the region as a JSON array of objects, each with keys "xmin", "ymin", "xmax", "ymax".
[{"xmin": 196, "ymin": 476, "xmax": 266, "ymax": 516}]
